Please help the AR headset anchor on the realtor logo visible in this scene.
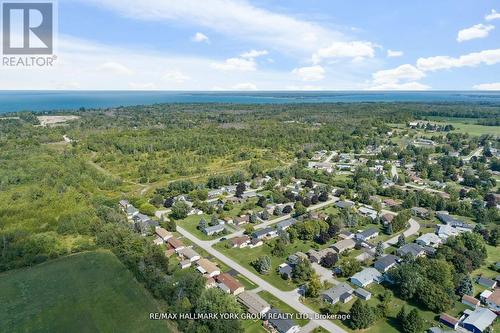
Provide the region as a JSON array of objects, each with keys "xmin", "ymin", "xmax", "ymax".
[{"xmin": 2, "ymin": 2, "xmax": 53, "ymax": 55}]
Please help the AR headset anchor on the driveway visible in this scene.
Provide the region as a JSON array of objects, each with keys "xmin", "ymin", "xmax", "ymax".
[
  {"xmin": 311, "ymin": 262, "xmax": 339, "ymax": 285},
  {"xmin": 383, "ymin": 218, "xmax": 420, "ymax": 248}
]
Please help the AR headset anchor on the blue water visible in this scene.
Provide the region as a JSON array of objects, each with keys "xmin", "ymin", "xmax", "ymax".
[{"xmin": 0, "ymin": 91, "xmax": 500, "ymax": 114}]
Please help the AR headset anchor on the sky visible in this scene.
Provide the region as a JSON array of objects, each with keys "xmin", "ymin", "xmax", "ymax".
[{"xmin": 1, "ymin": 0, "xmax": 500, "ymax": 90}]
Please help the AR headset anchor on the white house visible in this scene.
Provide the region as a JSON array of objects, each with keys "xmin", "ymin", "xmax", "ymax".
[{"xmin": 350, "ymin": 267, "xmax": 382, "ymax": 287}]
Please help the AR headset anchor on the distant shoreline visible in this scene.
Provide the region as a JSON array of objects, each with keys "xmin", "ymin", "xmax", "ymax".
[{"xmin": 0, "ymin": 91, "xmax": 499, "ymax": 114}]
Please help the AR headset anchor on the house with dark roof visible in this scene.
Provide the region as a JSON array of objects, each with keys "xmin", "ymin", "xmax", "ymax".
[
  {"xmin": 355, "ymin": 228, "xmax": 379, "ymax": 241},
  {"xmin": 396, "ymin": 243, "xmax": 425, "ymax": 258},
  {"xmin": 264, "ymin": 308, "xmax": 300, "ymax": 333},
  {"xmin": 477, "ymin": 276, "xmax": 497, "ymax": 289},
  {"xmin": 278, "ymin": 263, "xmax": 293, "ymax": 280},
  {"xmin": 354, "ymin": 288, "xmax": 371, "ymax": 300},
  {"xmin": 321, "ymin": 283, "xmax": 354, "ymax": 305},
  {"xmin": 374, "ymin": 254, "xmax": 400, "ymax": 273}
]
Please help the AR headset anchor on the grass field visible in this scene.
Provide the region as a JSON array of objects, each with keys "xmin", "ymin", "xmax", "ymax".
[
  {"xmin": 0, "ymin": 251, "xmax": 173, "ymax": 333},
  {"xmin": 422, "ymin": 117, "xmax": 500, "ymax": 136}
]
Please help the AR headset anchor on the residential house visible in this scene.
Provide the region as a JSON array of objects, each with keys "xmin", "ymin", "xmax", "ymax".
[
  {"xmin": 278, "ymin": 263, "xmax": 293, "ymax": 280},
  {"xmin": 196, "ymin": 258, "xmax": 220, "ymax": 278},
  {"xmin": 462, "ymin": 307, "xmax": 497, "ymax": 333},
  {"xmin": 416, "ymin": 233, "xmax": 442, "ymax": 247},
  {"xmin": 167, "ymin": 237, "xmax": 185, "ymax": 252},
  {"xmin": 178, "ymin": 247, "xmax": 201, "ymax": 262},
  {"xmin": 462, "ymin": 295, "xmax": 480, "ymax": 309},
  {"xmin": 234, "ymin": 215, "xmax": 250, "ymax": 226},
  {"xmin": 436, "ymin": 211, "xmax": 473, "ymax": 229},
  {"xmin": 237, "ymin": 291, "xmax": 270, "ymax": 315},
  {"xmin": 439, "ymin": 313, "xmax": 460, "ymax": 330},
  {"xmin": 338, "ymin": 230, "xmax": 354, "ymax": 240},
  {"xmin": 355, "ymin": 228, "xmax": 379, "ymax": 241},
  {"xmin": 252, "ymin": 227, "xmax": 277, "ymax": 240},
  {"xmin": 358, "ymin": 207, "xmax": 378, "ymax": 221},
  {"xmin": 287, "ymin": 252, "xmax": 308, "ymax": 266},
  {"xmin": 335, "ymin": 200, "xmax": 355, "ymax": 209},
  {"xmin": 216, "ymin": 273, "xmax": 244, "ymax": 295},
  {"xmin": 155, "ymin": 227, "xmax": 172, "ymax": 242},
  {"xmin": 125, "ymin": 205, "xmax": 139, "ymax": 219},
  {"xmin": 381, "ymin": 213, "xmax": 395, "ymax": 225},
  {"xmin": 202, "ymin": 224, "xmax": 225, "ymax": 236},
  {"xmin": 477, "ymin": 277, "xmax": 497, "ymax": 289},
  {"xmin": 354, "ymin": 288, "xmax": 372, "ymax": 300},
  {"xmin": 484, "ymin": 289, "xmax": 500, "ymax": 313},
  {"xmin": 396, "ymin": 243, "xmax": 425, "ymax": 258},
  {"xmin": 307, "ymin": 248, "xmax": 336, "ymax": 264},
  {"xmin": 332, "ymin": 239, "xmax": 356, "ymax": 254},
  {"xmin": 264, "ymin": 308, "xmax": 300, "ymax": 333},
  {"xmin": 350, "ymin": 267, "xmax": 382, "ymax": 287},
  {"xmin": 374, "ymin": 254, "xmax": 400, "ymax": 273},
  {"xmin": 437, "ymin": 224, "xmax": 462, "ymax": 240},
  {"xmin": 205, "ymin": 277, "xmax": 217, "ymax": 289},
  {"xmin": 321, "ymin": 283, "xmax": 354, "ymax": 305},
  {"xmin": 480, "ymin": 290, "xmax": 492, "ymax": 303},
  {"xmin": 153, "ymin": 237, "xmax": 164, "ymax": 246},
  {"xmin": 411, "ymin": 207, "xmax": 430, "ymax": 219},
  {"xmin": 230, "ymin": 236, "xmax": 250, "ymax": 248},
  {"xmin": 249, "ymin": 238, "xmax": 263, "ymax": 248},
  {"xmin": 276, "ymin": 218, "xmax": 297, "ymax": 230},
  {"xmin": 383, "ymin": 199, "xmax": 399, "ymax": 208}
]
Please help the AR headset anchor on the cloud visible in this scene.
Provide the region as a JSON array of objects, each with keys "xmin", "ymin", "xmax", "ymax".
[
  {"xmin": 162, "ymin": 70, "xmax": 191, "ymax": 82},
  {"xmin": 473, "ymin": 82, "xmax": 500, "ymax": 90},
  {"xmin": 98, "ymin": 61, "xmax": 134, "ymax": 75},
  {"xmin": 292, "ymin": 65, "xmax": 325, "ymax": 81},
  {"xmin": 312, "ymin": 41, "xmax": 376, "ymax": 63},
  {"xmin": 367, "ymin": 82, "xmax": 430, "ymax": 90},
  {"xmin": 416, "ymin": 49, "xmax": 500, "ymax": 71},
  {"xmin": 85, "ymin": 0, "xmax": 344, "ymax": 54},
  {"xmin": 232, "ymin": 82, "xmax": 257, "ymax": 90},
  {"xmin": 240, "ymin": 49, "xmax": 268, "ymax": 59},
  {"xmin": 192, "ymin": 32, "xmax": 209, "ymax": 43},
  {"xmin": 387, "ymin": 49, "xmax": 403, "ymax": 57},
  {"xmin": 485, "ymin": 9, "xmax": 500, "ymax": 21},
  {"xmin": 211, "ymin": 57, "xmax": 256, "ymax": 71},
  {"xmin": 372, "ymin": 64, "xmax": 425, "ymax": 84},
  {"xmin": 457, "ymin": 24, "xmax": 494, "ymax": 42}
]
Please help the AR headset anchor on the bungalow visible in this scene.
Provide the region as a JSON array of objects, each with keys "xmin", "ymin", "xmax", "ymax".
[
  {"xmin": 237, "ymin": 291, "xmax": 270, "ymax": 315},
  {"xmin": 355, "ymin": 228, "xmax": 379, "ymax": 241},
  {"xmin": 179, "ymin": 259, "xmax": 192, "ymax": 269},
  {"xmin": 216, "ymin": 273, "xmax": 245, "ymax": 295},
  {"xmin": 358, "ymin": 207, "xmax": 378, "ymax": 220},
  {"xmin": 252, "ymin": 227, "xmax": 277, "ymax": 240},
  {"xmin": 125, "ymin": 205, "xmax": 139, "ymax": 219},
  {"xmin": 202, "ymin": 224, "xmax": 225, "ymax": 236},
  {"xmin": 397, "ymin": 243, "xmax": 425, "ymax": 258},
  {"xmin": 287, "ymin": 252, "xmax": 308, "ymax": 266},
  {"xmin": 307, "ymin": 248, "xmax": 336, "ymax": 264},
  {"xmin": 381, "ymin": 213, "xmax": 395, "ymax": 224},
  {"xmin": 439, "ymin": 313, "xmax": 460, "ymax": 330},
  {"xmin": 354, "ymin": 288, "xmax": 372, "ymax": 300},
  {"xmin": 234, "ymin": 215, "xmax": 250, "ymax": 226},
  {"xmin": 167, "ymin": 237, "xmax": 185, "ymax": 252},
  {"xmin": 411, "ymin": 207, "xmax": 430, "ymax": 219},
  {"xmin": 153, "ymin": 237, "xmax": 164, "ymax": 246},
  {"xmin": 321, "ymin": 283, "xmax": 354, "ymax": 305},
  {"xmin": 484, "ymin": 289, "xmax": 500, "ymax": 313},
  {"xmin": 477, "ymin": 277, "xmax": 497, "ymax": 289},
  {"xmin": 178, "ymin": 247, "xmax": 201, "ymax": 262},
  {"xmin": 196, "ymin": 258, "xmax": 220, "ymax": 278},
  {"xmin": 462, "ymin": 295, "xmax": 480, "ymax": 309},
  {"xmin": 264, "ymin": 308, "xmax": 300, "ymax": 333},
  {"xmin": 436, "ymin": 211, "xmax": 472, "ymax": 229},
  {"xmin": 437, "ymin": 224, "xmax": 462, "ymax": 240},
  {"xmin": 374, "ymin": 254, "xmax": 400, "ymax": 273},
  {"xmin": 462, "ymin": 307, "xmax": 497, "ymax": 333},
  {"xmin": 332, "ymin": 239, "xmax": 356, "ymax": 254},
  {"xmin": 230, "ymin": 236, "xmax": 250, "ymax": 248},
  {"xmin": 480, "ymin": 289, "xmax": 492, "ymax": 303},
  {"xmin": 249, "ymin": 238, "xmax": 263, "ymax": 248},
  {"xmin": 278, "ymin": 263, "xmax": 293, "ymax": 280},
  {"xmin": 350, "ymin": 267, "xmax": 382, "ymax": 287},
  {"xmin": 205, "ymin": 277, "xmax": 217, "ymax": 289},
  {"xmin": 155, "ymin": 227, "xmax": 172, "ymax": 241},
  {"xmin": 416, "ymin": 233, "xmax": 442, "ymax": 247},
  {"xmin": 335, "ymin": 200, "xmax": 355, "ymax": 209},
  {"xmin": 276, "ymin": 218, "xmax": 297, "ymax": 230},
  {"xmin": 383, "ymin": 198, "xmax": 399, "ymax": 208}
]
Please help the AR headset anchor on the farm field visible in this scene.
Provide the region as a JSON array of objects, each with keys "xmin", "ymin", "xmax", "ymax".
[{"xmin": 0, "ymin": 251, "xmax": 172, "ymax": 333}]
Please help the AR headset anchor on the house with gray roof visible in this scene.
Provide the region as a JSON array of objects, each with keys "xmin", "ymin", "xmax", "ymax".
[
  {"xmin": 462, "ymin": 307, "xmax": 497, "ymax": 333},
  {"xmin": 321, "ymin": 283, "xmax": 354, "ymax": 305},
  {"xmin": 354, "ymin": 288, "xmax": 372, "ymax": 300},
  {"xmin": 416, "ymin": 233, "xmax": 442, "ymax": 247},
  {"xmin": 276, "ymin": 218, "xmax": 297, "ymax": 230},
  {"xmin": 374, "ymin": 254, "xmax": 400, "ymax": 272},
  {"xmin": 477, "ymin": 276, "xmax": 497, "ymax": 289},
  {"xmin": 335, "ymin": 200, "xmax": 355, "ymax": 209},
  {"xmin": 202, "ymin": 224, "xmax": 225, "ymax": 235},
  {"xmin": 237, "ymin": 292, "xmax": 270, "ymax": 315},
  {"xmin": 252, "ymin": 227, "xmax": 277, "ymax": 240},
  {"xmin": 332, "ymin": 238, "xmax": 356, "ymax": 253},
  {"xmin": 396, "ymin": 243, "xmax": 425, "ymax": 258},
  {"xmin": 350, "ymin": 267, "xmax": 382, "ymax": 287},
  {"xmin": 355, "ymin": 228, "xmax": 379, "ymax": 241},
  {"xmin": 264, "ymin": 308, "xmax": 300, "ymax": 333}
]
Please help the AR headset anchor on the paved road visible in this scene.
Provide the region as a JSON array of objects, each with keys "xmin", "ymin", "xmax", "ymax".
[
  {"xmin": 176, "ymin": 225, "xmax": 347, "ymax": 333},
  {"xmin": 383, "ymin": 218, "xmax": 420, "ymax": 248}
]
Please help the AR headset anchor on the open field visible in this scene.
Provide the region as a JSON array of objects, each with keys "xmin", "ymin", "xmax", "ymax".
[{"xmin": 0, "ymin": 251, "xmax": 172, "ymax": 333}]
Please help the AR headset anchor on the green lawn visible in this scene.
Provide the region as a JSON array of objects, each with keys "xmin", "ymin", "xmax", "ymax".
[
  {"xmin": 257, "ymin": 291, "xmax": 309, "ymax": 326},
  {"xmin": 0, "ymin": 250, "xmax": 172, "ymax": 333}
]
